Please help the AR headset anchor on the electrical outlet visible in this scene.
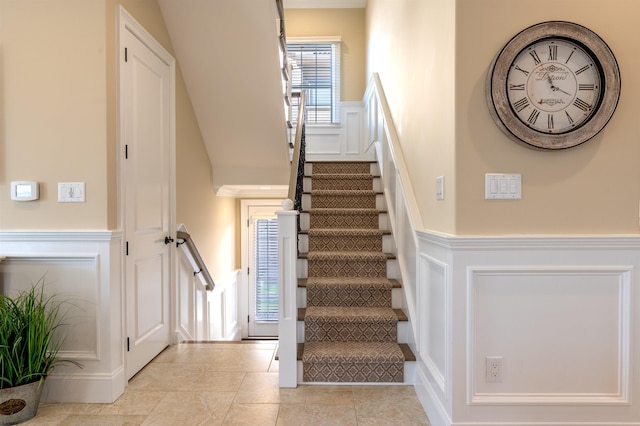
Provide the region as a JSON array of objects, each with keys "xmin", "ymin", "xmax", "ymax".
[{"xmin": 486, "ymin": 356, "xmax": 503, "ymax": 382}]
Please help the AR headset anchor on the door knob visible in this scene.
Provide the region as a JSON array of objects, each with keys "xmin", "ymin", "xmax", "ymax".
[{"xmin": 164, "ymin": 236, "xmax": 174, "ymax": 245}]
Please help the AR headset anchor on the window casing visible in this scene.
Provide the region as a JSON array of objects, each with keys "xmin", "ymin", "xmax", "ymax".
[{"xmin": 286, "ymin": 38, "xmax": 341, "ymax": 125}]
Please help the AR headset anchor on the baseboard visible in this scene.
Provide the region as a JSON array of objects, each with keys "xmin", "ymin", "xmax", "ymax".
[
  {"xmin": 40, "ymin": 367, "xmax": 126, "ymax": 404},
  {"xmin": 414, "ymin": 363, "xmax": 451, "ymax": 426}
]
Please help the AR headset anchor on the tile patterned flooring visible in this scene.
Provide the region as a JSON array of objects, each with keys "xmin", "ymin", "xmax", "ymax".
[{"xmin": 25, "ymin": 341, "xmax": 430, "ymax": 425}]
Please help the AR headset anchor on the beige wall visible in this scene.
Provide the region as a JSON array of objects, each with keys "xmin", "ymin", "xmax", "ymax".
[
  {"xmin": 285, "ymin": 8, "xmax": 366, "ymax": 102},
  {"xmin": 367, "ymin": 0, "xmax": 640, "ymax": 235},
  {"xmin": 366, "ymin": 0, "xmax": 457, "ymax": 233},
  {"xmin": 0, "ymin": 0, "xmax": 236, "ymax": 278},
  {"xmin": 0, "ymin": 0, "xmax": 108, "ymax": 229},
  {"xmin": 107, "ymin": 0, "xmax": 237, "ymax": 277}
]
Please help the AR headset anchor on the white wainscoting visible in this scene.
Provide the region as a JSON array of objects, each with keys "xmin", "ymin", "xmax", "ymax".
[
  {"xmin": 305, "ymin": 101, "xmax": 374, "ymax": 162},
  {"xmin": 176, "ymin": 247, "xmax": 240, "ymax": 341},
  {"xmin": 416, "ymin": 233, "xmax": 640, "ymax": 426},
  {"xmin": 0, "ymin": 231, "xmax": 124, "ymax": 403}
]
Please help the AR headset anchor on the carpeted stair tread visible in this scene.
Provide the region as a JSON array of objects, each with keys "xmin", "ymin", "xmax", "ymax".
[
  {"xmin": 305, "ymin": 306, "xmax": 397, "ymax": 322},
  {"xmin": 301, "ymin": 251, "xmax": 395, "ymax": 260},
  {"xmin": 307, "ymin": 208, "xmax": 382, "ymax": 229},
  {"xmin": 303, "ymin": 341, "xmax": 404, "ymax": 363},
  {"xmin": 299, "ymin": 277, "xmax": 402, "ymax": 288},
  {"xmin": 305, "ymin": 228, "xmax": 384, "ymax": 252},
  {"xmin": 310, "ymin": 190, "xmax": 378, "ymax": 209},
  {"xmin": 311, "ymin": 174, "xmax": 374, "ymax": 191},
  {"xmin": 308, "ymin": 162, "xmax": 374, "ymax": 175},
  {"xmin": 299, "ymin": 229, "xmax": 391, "ymax": 235},
  {"xmin": 308, "ymin": 228, "xmax": 384, "ymax": 237},
  {"xmin": 297, "ymin": 343, "xmax": 415, "ymax": 362},
  {"xmin": 298, "ymin": 307, "xmax": 408, "ymax": 322},
  {"xmin": 302, "ymin": 341, "xmax": 405, "ymax": 382}
]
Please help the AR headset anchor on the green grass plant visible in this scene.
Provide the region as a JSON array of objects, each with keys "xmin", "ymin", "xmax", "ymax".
[{"xmin": 0, "ymin": 277, "xmax": 80, "ymax": 389}]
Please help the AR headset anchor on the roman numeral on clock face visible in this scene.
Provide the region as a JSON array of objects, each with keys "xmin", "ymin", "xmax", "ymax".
[
  {"xmin": 513, "ymin": 97, "xmax": 530, "ymax": 113},
  {"xmin": 529, "ymin": 50, "xmax": 542, "ymax": 65},
  {"xmin": 509, "ymin": 84, "xmax": 525, "ymax": 90},
  {"xmin": 548, "ymin": 113, "xmax": 554, "ymax": 130},
  {"xmin": 527, "ymin": 109, "xmax": 540, "ymax": 125},
  {"xmin": 548, "ymin": 45, "xmax": 558, "ymax": 61},
  {"xmin": 579, "ymin": 83, "xmax": 595, "ymax": 91},
  {"xmin": 573, "ymin": 98, "xmax": 592, "ymax": 111}
]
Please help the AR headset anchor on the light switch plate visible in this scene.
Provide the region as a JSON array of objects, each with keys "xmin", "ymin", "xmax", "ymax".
[
  {"xmin": 485, "ymin": 174, "xmax": 521, "ymax": 200},
  {"xmin": 436, "ymin": 176, "xmax": 444, "ymax": 200},
  {"xmin": 58, "ymin": 182, "xmax": 85, "ymax": 203}
]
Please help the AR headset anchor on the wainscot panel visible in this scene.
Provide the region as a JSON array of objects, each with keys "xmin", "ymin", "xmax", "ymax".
[
  {"xmin": 415, "ymin": 233, "xmax": 640, "ymax": 426},
  {"xmin": 0, "ymin": 231, "xmax": 124, "ymax": 403}
]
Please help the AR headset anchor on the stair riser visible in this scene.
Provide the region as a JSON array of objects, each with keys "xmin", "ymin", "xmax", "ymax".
[
  {"xmin": 303, "ymin": 176, "xmax": 382, "ymax": 192},
  {"xmin": 302, "ymin": 193, "xmax": 385, "ymax": 210},
  {"xmin": 305, "ymin": 162, "xmax": 380, "ymax": 177},
  {"xmin": 296, "ymin": 360, "xmax": 416, "ymax": 385},
  {"xmin": 297, "ymin": 321, "xmax": 411, "ymax": 344},
  {"xmin": 299, "ymin": 212, "xmax": 389, "ymax": 231},
  {"xmin": 298, "ymin": 234, "xmax": 395, "ymax": 253},
  {"xmin": 305, "ymin": 321, "xmax": 397, "ymax": 343},
  {"xmin": 303, "ymin": 362, "xmax": 403, "ymax": 383},
  {"xmin": 297, "ymin": 258, "xmax": 399, "ymax": 279},
  {"xmin": 297, "ymin": 287, "xmax": 404, "ymax": 309}
]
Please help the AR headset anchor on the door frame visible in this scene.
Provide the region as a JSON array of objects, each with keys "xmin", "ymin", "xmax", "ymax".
[
  {"xmin": 117, "ymin": 6, "xmax": 177, "ymax": 374},
  {"xmin": 240, "ymin": 199, "xmax": 284, "ymax": 339}
]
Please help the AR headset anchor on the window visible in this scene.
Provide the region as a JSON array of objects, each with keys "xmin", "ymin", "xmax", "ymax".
[
  {"xmin": 287, "ymin": 38, "xmax": 341, "ymax": 125},
  {"xmin": 253, "ymin": 217, "xmax": 279, "ymax": 322}
]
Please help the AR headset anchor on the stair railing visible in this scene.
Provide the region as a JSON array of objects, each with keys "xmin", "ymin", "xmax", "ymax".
[
  {"xmin": 278, "ymin": 90, "xmax": 307, "ymax": 388},
  {"xmin": 364, "ymin": 73, "xmax": 423, "ymax": 346},
  {"xmin": 176, "ymin": 228, "xmax": 215, "ymax": 291}
]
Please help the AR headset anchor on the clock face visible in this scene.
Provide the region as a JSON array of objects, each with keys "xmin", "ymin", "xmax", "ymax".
[
  {"xmin": 506, "ymin": 38, "xmax": 602, "ymax": 134},
  {"xmin": 487, "ymin": 22, "xmax": 621, "ymax": 150}
]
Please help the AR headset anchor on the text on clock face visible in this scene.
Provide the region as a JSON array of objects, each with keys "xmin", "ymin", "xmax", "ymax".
[{"xmin": 506, "ymin": 38, "xmax": 602, "ymax": 134}]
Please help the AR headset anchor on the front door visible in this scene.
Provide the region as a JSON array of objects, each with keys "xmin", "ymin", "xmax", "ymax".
[{"xmin": 119, "ymin": 8, "xmax": 175, "ymax": 379}]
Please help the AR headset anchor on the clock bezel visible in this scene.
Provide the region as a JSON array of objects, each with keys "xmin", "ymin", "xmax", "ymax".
[{"xmin": 487, "ymin": 21, "xmax": 621, "ymax": 150}]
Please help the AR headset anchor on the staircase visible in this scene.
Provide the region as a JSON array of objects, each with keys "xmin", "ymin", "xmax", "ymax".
[{"xmin": 296, "ymin": 161, "xmax": 415, "ymax": 383}]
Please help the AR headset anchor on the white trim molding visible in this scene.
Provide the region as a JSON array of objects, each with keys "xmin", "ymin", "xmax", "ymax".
[
  {"xmin": 0, "ymin": 230, "xmax": 124, "ymax": 403},
  {"xmin": 415, "ymin": 231, "xmax": 640, "ymax": 425}
]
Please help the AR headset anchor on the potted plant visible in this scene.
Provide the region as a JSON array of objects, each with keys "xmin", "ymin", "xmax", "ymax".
[{"xmin": 0, "ymin": 277, "xmax": 80, "ymax": 424}]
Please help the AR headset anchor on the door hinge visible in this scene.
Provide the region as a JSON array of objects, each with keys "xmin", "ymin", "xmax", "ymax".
[
  {"xmin": 248, "ymin": 315, "xmax": 250, "ymax": 323},
  {"xmin": 125, "ymin": 144, "xmax": 128, "ymax": 159},
  {"xmin": 125, "ymin": 241, "xmax": 129, "ymax": 256},
  {"xmin": 247, "ymin": 219, "xmax": 249, "ymax": 227},
  {"xmin": 125, "ymin": 47, "xmax": 128, "ymax": 62},
  {"xmin": 126, "ymin": 337, "xmax": 130, "ymax": 352}
]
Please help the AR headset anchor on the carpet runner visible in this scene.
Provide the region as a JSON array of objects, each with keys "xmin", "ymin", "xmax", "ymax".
[{"xmin": 300, "ymin": 161, "xmax": 409, "ymax": 383}]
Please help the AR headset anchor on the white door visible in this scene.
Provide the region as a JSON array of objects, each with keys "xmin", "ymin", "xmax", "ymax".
[
  {"xmin": 247, "ymin": 204, "xmax": 281, "ymax": 337},
  {"xmin": 120, "ymin": 10, "xmax": 175, "ymax": 380}
]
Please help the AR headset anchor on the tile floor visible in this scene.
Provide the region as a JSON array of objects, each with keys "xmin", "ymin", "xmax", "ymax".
[{"xmin": 25, "ymin": 341, "xmax": 430, "ymax": 425}]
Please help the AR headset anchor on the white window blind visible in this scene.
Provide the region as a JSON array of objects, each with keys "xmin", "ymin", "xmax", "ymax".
[
  {"xmin": 287, "ymin": 39, "xmax": 341, "ymax": 124},
  {"xmin": 254, "ymin": 217, "xmax": 279, "ymax": 322}
]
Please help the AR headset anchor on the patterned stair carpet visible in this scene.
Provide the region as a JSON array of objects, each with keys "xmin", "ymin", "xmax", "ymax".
[{"xmin": 301, "ymin": 161, "xmax": 406, "ymax": 383}]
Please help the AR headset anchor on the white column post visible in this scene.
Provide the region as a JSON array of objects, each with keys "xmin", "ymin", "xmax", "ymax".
[{"xmin": 277, "ymin": 201, "xmax": 299, "ymax": 388}]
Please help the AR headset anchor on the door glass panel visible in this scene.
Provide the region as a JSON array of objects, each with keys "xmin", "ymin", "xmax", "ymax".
[{"xmin": 254, "ymin": 217, "xmax": 279, "ymax": 322}]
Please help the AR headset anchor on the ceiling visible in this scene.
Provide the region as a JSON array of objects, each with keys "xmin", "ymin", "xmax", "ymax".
[
  {"xmin": 157, "ymin": 0, "xmax": 366, "ymax": 193},
  {"xmin": 158, "ymin": 0, "xmax": 289, "ymax": 190}
]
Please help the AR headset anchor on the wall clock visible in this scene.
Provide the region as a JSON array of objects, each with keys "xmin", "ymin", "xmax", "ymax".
[{"xmin": 487, "ymin": 21, "xmax": 621, "ymax": 149}]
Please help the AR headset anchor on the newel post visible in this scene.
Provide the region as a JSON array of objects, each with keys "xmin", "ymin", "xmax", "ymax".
[{"xmin": 277, "ymin": 199, "xmax": 298, "ymax": 387}]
